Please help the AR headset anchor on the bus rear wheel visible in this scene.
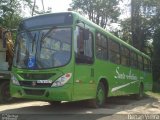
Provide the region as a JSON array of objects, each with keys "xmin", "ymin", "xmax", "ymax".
[
  {"xmin": 89, "ymin": 82, "xmax": 106, "ymax": 108},
  {"xmin": 135, "ymin": 83, "xmax": 144, "ymax": 100}
]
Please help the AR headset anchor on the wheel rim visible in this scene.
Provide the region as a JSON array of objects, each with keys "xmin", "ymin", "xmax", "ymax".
[{"xmin": 97, "ymin": 87, "xmax": 105, "ymax": 105}]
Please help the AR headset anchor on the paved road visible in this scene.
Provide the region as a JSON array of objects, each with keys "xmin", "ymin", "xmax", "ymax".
[{"xmin": 0, "ymin": 94, "xmax": 160, "ymax": 120}]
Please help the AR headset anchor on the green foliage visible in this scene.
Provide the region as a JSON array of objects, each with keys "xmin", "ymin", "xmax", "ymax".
[
  {"xmin": 0, "ymin": 0, "xmax": 22, "ymax": 29},
  {"xmin": 0, "ymin": 0, "xmax": 52, "ymax": 29},
  {"xmin": 70, "ymin": 0, "xmax": 120, "ymax": 28},
  {"xmin": 131, "ymin": 0, "xmax": 154, "ymax": 52},
  {"xmin": 119, "ymin": 18, "xmax": 132, "ymax": 44},
  {"xmin": 0, "ymin": 0, "xmax": 52, "ymax": 42}
]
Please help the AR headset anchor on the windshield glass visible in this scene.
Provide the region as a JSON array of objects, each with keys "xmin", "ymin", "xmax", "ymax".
[{"xmin": 13, "ymin": 27, "xmax": 72, "ymax": 69}]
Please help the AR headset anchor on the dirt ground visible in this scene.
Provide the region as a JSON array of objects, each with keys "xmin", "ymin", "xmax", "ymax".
[{"xmin": 0, "ymin": 92, "xmax": 160, "ymax": 120}]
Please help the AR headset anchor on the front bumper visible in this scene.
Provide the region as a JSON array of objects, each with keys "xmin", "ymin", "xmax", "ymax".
[{"xmin": 10, "ymin": 83, "xmax": 73, "ymax": 101}]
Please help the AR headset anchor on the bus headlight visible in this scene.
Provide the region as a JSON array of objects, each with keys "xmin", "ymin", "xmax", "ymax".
[
  {"xmin": 11, "ymin": 74, "xmax": 20, "ymax": 86},
  {"xmin": 51, "ymin": 73, "xmax": 72, "ymax": 87}
]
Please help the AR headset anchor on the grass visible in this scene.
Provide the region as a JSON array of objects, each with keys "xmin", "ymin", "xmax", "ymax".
[{"xmin": 145, "ymin": 91, "xmax": 160, "ymax": 99}]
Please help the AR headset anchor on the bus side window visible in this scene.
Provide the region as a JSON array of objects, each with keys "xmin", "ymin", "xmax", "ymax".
[
  {"xmin": 144, "ymin": 58, "xmax": 151, "ymax": 72},
  {"xmin": 130, "ymin": 51, "xmax": 138, "ymax": 69},
  {"xmin": 121, "ymin": 46, "xmax": 130, "ymax": 66},
  {"xmin": 75, "ymin": 26, "xmax": 94, "ymax": 64},
  {"xmin": 144, "ymin": 58, "xmax": 148, "ymax": 72},
  {"xmin": 148, "ymin": 60, "xmax": 152, "ymax": 72},
  {"xmin": 96, "ymin": 32, "xmax": 108, "ymax": 60},
  {"xmin": 138, "ymin": 55, "xmax": 144, "ymax": 70},
  {"xmin": 108, "ymin": 39, "xmax": 120, "ymax": 64}
]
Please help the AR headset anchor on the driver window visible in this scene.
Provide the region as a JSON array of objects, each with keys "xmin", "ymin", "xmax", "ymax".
[{"xmin": 75, "ymin": 26, "xmax": 93, "ymax": 64}]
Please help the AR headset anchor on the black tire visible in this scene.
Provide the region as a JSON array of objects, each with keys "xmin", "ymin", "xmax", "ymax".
[
  {"xmin": 49, "ymin": 101, "xmax": 61, "ymax": 106},
  {"xmin": 88, "ymin": 82, "xmax": 106, "ymax": 108},
  {"xmin": 0, "ymin": 81, "xmax": 12, "ymax": 103},
  {"xmin": 135, "ymin": 84, "xmax": 144, "ymax": 100}
]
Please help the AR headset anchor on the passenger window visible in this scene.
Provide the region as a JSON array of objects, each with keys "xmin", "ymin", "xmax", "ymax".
[
  {"xmin": 96, "ymin": 33, "xmax": 108, "ymax": 60},
  {"xmin": 121, "ymin": 46, "xmax": 130, "ymax": 66},
  {"xmin": 108, "ymin": 39, "xmax": 120, "ymax": 64},
  {"xmin": 130, "ymin": 51, "xmax": 137, "ymax": 69},
  {"xmin": 138, "ymin": 55, "xmax": 144, "ymax": 70},
  {"xmin": 144, "ymin": 58, "xmax": 151, "ymax": 72}
]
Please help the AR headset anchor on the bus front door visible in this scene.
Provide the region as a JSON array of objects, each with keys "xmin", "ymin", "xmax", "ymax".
[{"xmin": 73, "ymin": 26, "xmax": 96, "ymax": 101}]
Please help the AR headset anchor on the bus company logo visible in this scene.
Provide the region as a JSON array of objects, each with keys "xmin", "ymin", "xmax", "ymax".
[
  {"xmin": 114, "ymin": 67, "xmax": 138, "ymax": 81},
  {"xmin": 2, "ymin": 114, "xmax": 18, "ymax": 120},
  {"xmin": 32, "ymin": 81, "xmax": 37, "ymax": 86}
]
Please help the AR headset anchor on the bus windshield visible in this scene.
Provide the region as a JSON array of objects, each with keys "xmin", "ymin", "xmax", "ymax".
[{"xmin": 13, "ymin": 27, "xmax": 72, "ymax": 69}]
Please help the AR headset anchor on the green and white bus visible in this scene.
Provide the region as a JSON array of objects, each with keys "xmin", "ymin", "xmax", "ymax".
[{"xmin": 10, "ymin": 12, "xmax": 152, "ymax": 107}]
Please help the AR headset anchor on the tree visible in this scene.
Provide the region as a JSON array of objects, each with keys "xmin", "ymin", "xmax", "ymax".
[
  {"xmin": 120, "ymin": 0, "xmax": 160, "ymax": 54},
  {"xmin": 31, "ymin": 0, "xmax": 52, "ymax": 16},
  {"xmin": 70, "ymin": 0, "xmax": 120, "ymax": 28},
  {"xmin": 119, "ymin": 18, "xmax": 132, "ymax": 44},
  {"xmin": 152, "ymin": 27, "xmax": 160, "ymax": 91},
  {"xmin": 131, "ymin": 0, "xmax": 151, "ymax": 51},
  {"xmin": 0, "ymin": 0, "xmax": 23, "ymax": 29},
  {"xmin": 0, "ymin": 0, "xmax": 52, "ymax": 29}
]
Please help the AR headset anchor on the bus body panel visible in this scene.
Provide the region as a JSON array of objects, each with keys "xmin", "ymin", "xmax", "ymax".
[
  {"xmin": 95, "ymin": 60, "xmax": 140, "ymax": 97},
  {"xmin": 73, "ymin": 64, "xmax": 96, "ymax": 101}
]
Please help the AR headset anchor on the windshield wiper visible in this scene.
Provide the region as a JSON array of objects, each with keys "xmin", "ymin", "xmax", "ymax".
[
  {"xmin": 40, "ymin": 26, "xmax": 57, "ymax": 51},
  {"xmin": 41, "ymin": 26, "xmax": 57, "ymax": 41}
]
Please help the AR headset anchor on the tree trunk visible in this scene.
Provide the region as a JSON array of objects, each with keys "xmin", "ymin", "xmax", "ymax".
[{"xmin": 32, "ymin": 0, "xmax": 36, "ymax": 16}]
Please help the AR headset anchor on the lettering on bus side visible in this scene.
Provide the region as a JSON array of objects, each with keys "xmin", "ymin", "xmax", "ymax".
[{"xmin": 114, "ymin": 67, "xmax": 139, "ymax": 81}]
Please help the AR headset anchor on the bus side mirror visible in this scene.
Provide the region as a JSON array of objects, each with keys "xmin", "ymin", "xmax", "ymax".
[{"xmin": 83, "ymin": 29, "xmax": 89, "ymax": 40}]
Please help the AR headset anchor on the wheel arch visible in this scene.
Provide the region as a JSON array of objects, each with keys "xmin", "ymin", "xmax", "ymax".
[{"xmin": 97, "ymin": 77, "xmax": 109, "ymax": 97}]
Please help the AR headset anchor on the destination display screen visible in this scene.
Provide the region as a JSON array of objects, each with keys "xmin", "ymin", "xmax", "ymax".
[{"xmin": 19, "ymin": 13, "xmax": 73, "ymax": 30}]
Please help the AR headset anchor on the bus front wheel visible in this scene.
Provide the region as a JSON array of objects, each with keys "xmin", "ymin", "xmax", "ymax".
[
  {"xmin": 89, "ymin": 82, "xmax": 106, "ymax": 108},
  {"xmin": 135, "ymin": 83, "xmax": 144, "ymax": 100}
]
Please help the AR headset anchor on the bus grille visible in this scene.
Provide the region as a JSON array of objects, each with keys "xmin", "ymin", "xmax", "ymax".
[
  {"xmin": 19, "ymin": 81, "xmax": 52, "ymax": 88},
  {"xmin": 18, "ymin": 73, "xmax": 55, "ymax": 80},
  {"xmin": 23, "ymin": 89, "xmax": 45, "ymax": 96}
]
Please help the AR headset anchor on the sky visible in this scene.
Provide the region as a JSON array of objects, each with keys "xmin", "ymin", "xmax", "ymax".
[
  {"xmin": 37, "ymin": 0, "xmax": 72, "ymax": 12},
  {"xmin": 23, "ymin": 0, "xmax": 130, "ymax": 20},
  {"xmin": 23, "ymin": 0, "xmax": 72, "ymax": 17},
  {"xmin": 118, "ymin": 0, "xmax": 131, "ymax": 19}
]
